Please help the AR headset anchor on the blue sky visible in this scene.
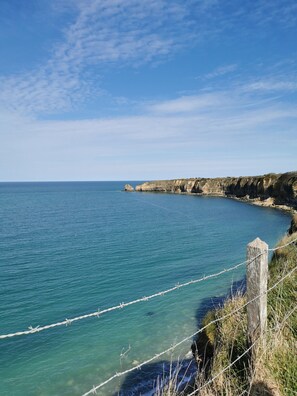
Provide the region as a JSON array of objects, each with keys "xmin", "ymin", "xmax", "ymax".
[{"xmin": 0, "ymin": 0, "xmax": 296, "ymax": 181}]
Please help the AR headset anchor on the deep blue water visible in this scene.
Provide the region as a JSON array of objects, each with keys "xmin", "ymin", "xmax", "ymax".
[{"xmin": 0, "ymin": 182, "xmax": 291, "ymax": 395}]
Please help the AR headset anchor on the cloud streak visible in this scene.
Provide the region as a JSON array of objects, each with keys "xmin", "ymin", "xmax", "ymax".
[
  {"xmin": 1, "ymin": 89, "xmax": 296, "ymax": 180},
  {"xmin": 0, "ymin": 0, "xmax": 200, "ymax": 115},
  {"xmin": 243, "ymin": 80, "xmax": 297, "ymax": 93},
  {"xmin": 202, "ymin": 64, "xmax": 238, "ymax": 80},
  {"xmin": 1, "ymin": 0, "xmax": 297, "ymax": 116}
]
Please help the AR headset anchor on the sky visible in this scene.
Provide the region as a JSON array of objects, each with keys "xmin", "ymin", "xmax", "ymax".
[{"xmin": 0, "ymin": 0, "xmax": 297, "ymax": 181}]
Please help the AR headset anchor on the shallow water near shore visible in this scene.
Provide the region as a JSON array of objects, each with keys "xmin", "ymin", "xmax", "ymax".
[{"xmin": 0, "ymin": 182, "xmax": 291, "ymax": 395}]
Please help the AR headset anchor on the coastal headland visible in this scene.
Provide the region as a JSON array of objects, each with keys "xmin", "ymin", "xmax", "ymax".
[
  {"xmin": 135, "ymin": 171, "xmax": 297, "ymax": 212},
  {"xmin": 134, "ymin": 176, "xmax": 297, "ymax": 393}
]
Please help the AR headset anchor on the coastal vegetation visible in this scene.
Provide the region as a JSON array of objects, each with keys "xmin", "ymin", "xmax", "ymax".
[
  {"xmin": 133, "ymin": 173, "xmax": 297, "ymax": 395},
  {"xmin": 159, "ymin": 215, "xmax": 297, "ymax": 396}
]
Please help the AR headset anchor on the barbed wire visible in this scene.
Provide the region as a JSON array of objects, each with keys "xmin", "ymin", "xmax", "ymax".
[
  {"xmin": 237, "ymin": 390, "xmax": 249, "ymax": 396},
  {"xmin": 81, "ymin": 262, "xmax": 297, "ymax": 395},
  {"xmin": 275, "ymin": 304, "xmax": 297, "ymax": 332},
  {"xmin": 0, "ymin": 256, "xmax": 255, "ymax": 340},
  {"xmin": 193, "ymin": 294, "xmax": 297, "ymax": 396},
  {"xmin": 217, "ymin": 294, "xmax": 297, "ymax": 396},
  {"xmin": 187, "ymin": 339, "xmax": 258, "ymax": 396},
  {"xmin": 268, "ymin": 235, "xmax": 297, "ymax": 251},
  {"xmin": 181, "ymin": 298, "xmax": 297, "ymax": 396},
  {"xmin": 1, "ymin": 235, "xmax": 296, "ymax": 341},
  {"xmin": 178, "ymin": 300, "xmax": 297, "ymax": 396}
]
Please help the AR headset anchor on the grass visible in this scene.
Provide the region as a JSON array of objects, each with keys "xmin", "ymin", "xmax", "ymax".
[
  {"xmin": 158, "ymin": 220, "xmax": 297, "ymax": 396},
  {"xmin": 195, "ymin": 229, "xmax": 297, "ymax": 396}
]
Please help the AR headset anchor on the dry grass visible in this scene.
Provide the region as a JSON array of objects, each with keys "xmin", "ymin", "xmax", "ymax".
[
  {"xmin": 158, "ymin": 230, "xmax": 297, "ymax": 396},
  {"xmin": 194, "ymin": 294, "xmax": 249, "ymax": 396},
  {"xmin": 154, "ymin": 358, "xmax": 196, "ymax": 396},
  {"xmin": 197, "ymin": 231, "xmax": 297, "ymax": 396}
]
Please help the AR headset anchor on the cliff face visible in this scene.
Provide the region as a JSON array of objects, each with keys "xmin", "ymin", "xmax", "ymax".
[{"xmin": 135, "ymin": 172, "xmax": 297, "ymax": 210}]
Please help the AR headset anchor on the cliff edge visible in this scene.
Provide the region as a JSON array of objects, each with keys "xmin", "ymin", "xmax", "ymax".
[{"xmin": 135, "ymin": 171, "xmax": 297, "ymax": 211}]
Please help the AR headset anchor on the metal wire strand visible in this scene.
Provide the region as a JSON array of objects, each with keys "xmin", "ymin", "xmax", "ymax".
[
  {"xmin": 1, "ymin": 235, "xmax": 296, "ymax": 341},
  {"xmin": 190, "ymin": 293, "xmax": 297, "ymax": 396},
  {"xmin": 0, "ymin": 256, "xmax": 255, "ymax": 340},
  {"xmin": 187, "ymin": 339, "xmax": 258, "ymax": 396},
  {"xmin": 268, "ymin": 235, "xmax": 297, "ymax": 251},
  {"xmin": 81, "ymin": 262, "xmax": 297, "ymax": 396}
]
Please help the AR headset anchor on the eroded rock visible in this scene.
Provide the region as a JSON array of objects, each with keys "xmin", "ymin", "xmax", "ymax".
[{"xmin": 124, "ymin": 184, "xmax": 134, "ymax": 192}]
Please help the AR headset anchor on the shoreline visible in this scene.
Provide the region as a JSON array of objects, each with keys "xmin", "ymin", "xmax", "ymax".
[
  {"xmin": 129, "ymin": 171, "xmax": 297, "ymax": 215},
  {"xmin": 137, "ymin": 189, "xmax": 297, "ymax": 214},
  {"xmin": 125, "ymin": 175, "xmax": 297, "ymax": 393}
]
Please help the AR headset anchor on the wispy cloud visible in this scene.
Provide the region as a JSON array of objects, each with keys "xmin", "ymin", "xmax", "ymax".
[
  {"xmin": 0, "ymin": 67, "xmax": 86, "ymax": 114},
  {"xmin": 1, "ymin": 88, "xmax": 296, "ymax": 180},
  {"xmin": 148, "ymin": 93, "xmax": 229, "ymax": 114},
  {"xmin": 1, "ymin": 0, "xmax": 297, "ymax": 117},
  {"xmin": 250, "ymin": 0, "xmax": 297, "ymax": 28},
  {"xmin": 0, "ymin": 0, "xmax": 201, "ymax": 115},
  {"xmin": 202, "ymin": 64, "xmax": 238, "ymax": 80},
  {"xmin": 60, "ymin": 0, "xmax": 194, "ymax": 64},
  {"xmin": 243, "ymin": 80, "xmax": 297, "ymax": 93}
]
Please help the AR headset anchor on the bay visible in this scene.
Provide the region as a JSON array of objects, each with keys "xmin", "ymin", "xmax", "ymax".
[{"xmin": 0, "ymin": 182, "xmax": 290, "ymax": 395}]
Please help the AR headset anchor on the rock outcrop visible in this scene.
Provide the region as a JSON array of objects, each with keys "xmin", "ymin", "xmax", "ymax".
[
  {"xmin": 124, "ymin": 184, "xmax": 134, "ymax": 192},
  {"xmin": 135, "ymin": 172, "xmax": 297, "ymax": 211}
]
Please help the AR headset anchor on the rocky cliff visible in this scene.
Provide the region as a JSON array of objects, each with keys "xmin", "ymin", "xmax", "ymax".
[{"xmin": 135, "ymin": 172, "xmax": 297, "ymax": 211}]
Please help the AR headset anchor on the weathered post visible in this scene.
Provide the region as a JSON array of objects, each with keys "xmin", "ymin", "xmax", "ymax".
[{"xmin": 246, "ymin": 237, "xmax": 268, "ymax": 349}]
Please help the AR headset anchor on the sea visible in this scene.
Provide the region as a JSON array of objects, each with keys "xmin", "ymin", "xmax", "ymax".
[{"xmin": 0, "ymin": 181, "xmax": 291, "ymax": 396}]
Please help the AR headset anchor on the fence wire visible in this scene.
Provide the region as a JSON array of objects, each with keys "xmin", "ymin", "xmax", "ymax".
[
  {"xmin": 187, "ymin": 339, "xmax": 258, "ymax": 396},
  {"xmin": 0, "ymin": 256, "xmax": 256, "ymax": 340},
  {"xmin": 195, "ymin": 299, "xmax": 297, "ymax": 396},
  {"xmin": 1, "ymin": 234, "xmax": 296, "ymax": 395},
  {"xmin": 81, "ymin": 260, "xmax": 297, "ymax": 396},
  {"xmin": 268, "ymin": 234, "xmax": 297, "ymax": 251},
  {"xmin": 1, "ymin": 236, "xmax": 296, "ymax": 341}
]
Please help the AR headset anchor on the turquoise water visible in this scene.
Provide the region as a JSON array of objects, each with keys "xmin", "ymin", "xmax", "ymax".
[{"xmin": 0, "ymin": 182, "xmax": 291, "ymax": 396}]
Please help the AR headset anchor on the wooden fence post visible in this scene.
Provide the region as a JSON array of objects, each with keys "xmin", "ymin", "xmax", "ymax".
[{"xmin": 246, "ymin": 237, "xmax": 268, "ymax": 349}]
